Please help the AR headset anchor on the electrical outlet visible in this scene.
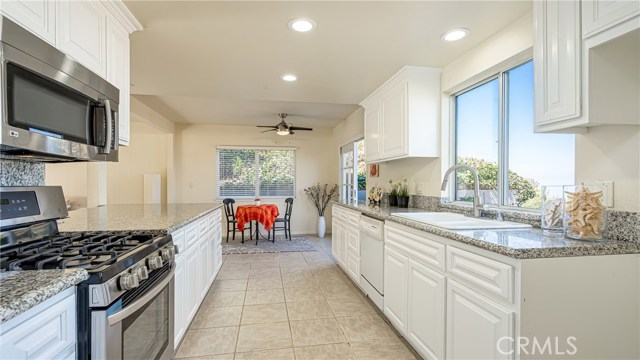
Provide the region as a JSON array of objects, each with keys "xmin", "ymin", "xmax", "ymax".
[
  {"xmin": 594, "ymin": 180, "xmax": 614, "ymax": 207},
  {"xmin": 416, "ymin": 182, "xmax": 423, "ymax": 195}
]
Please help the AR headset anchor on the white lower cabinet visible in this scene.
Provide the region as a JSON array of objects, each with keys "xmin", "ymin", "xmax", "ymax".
[
  {"xmin": 383, "ymin": 245, "xmax": 408, "ymax": 334},
  {"xmin": 173, "ymin": 208, "xmax": 223, "ymax": 350},
  {"xmin": 407, "ymin": 259, "xmax": 445, "ymax": 360},
  {"xmin": 446, "ymin": 280, "xmax": 514, "ymax": 360},
  {"xmin": 331, "ymin": 205, "xmax": 361, "ymax": 284},
  {"xmin": 0, "ymin": 287, "xmax": 76, "ymax": 360}
]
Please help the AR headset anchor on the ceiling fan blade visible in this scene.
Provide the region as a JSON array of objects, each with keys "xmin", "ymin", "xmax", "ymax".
[
  {"xmin": 288, "ymin": 126, "xmax": 313, "ymax": 131},
  {"xmin": 289, "ymin": 130, "xmax": 295, "ymax": 135},
  {"xmin": 256, "ymin": 125, "xmax": 277, "ymax": 128},
  {"xmin": 260, "ymin": 129, "xmax": 277, "ymax": 133}
]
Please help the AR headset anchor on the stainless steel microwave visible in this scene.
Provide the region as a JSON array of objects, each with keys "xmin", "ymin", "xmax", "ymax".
[{"xmin": 0, "ymin": 16, "xmax": 119, "ymax": 162}]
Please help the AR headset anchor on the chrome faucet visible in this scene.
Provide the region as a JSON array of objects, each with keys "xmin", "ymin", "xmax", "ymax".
[{"xmin": 441, "ymin": 164, "xmax": 482, "ymax": 218}]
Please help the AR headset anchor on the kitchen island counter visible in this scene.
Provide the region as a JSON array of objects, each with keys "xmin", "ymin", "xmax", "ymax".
[
  {"xmin": 57, "ymin": 203, "xmax": 222, "ymax": 234},
  {"xmin": 335, "ymin": 202, "xmax": 640, "ymax": 259},
  {"xmin": 0, "ymin": 269, "xmax": 88, "ymax": 323}
]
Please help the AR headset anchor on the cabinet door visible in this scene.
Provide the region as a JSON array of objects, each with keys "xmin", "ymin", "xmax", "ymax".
[
  {"xmin": 57, "ymin": 0, "xmax": 106, "ymax": 77},
  {"xmin": 199, "ymin": 239, "xmax": 209, "ymax": 300},
  {"xmin": 446, "ymin": 281, "xmax": 514, "ymax": 360},
  {"xmin": 582, "ymin": 0, "xmax": 640, "ymax": 38},
  {"xmin": 380, "ymin": 81, "xmax": 407, "ymax": 159},
  {"xmin": 364, "ymin": 102, "xmax": 382, "ymax": 162},
  {"xmin": 186, "ymin": 246, "xmax": 200, "ymax": 323},
  {"xmin": 0, "ymin": 0, "xmax": 55, "ymax": 44},
  {"xmin": 339, "ymin": 221, "xmax": 349, "ymax": 268},
  {"xmin": 106, "ymin": 16, "xmax": 131, "ymax": 146},
  {"xmin": 173, "ymin": 259, "xmax": 186, "ymax": 349},
  {"xmin": 383, "ymin": 246, "xmax": 408, "ymax": 334},
  {"xmin": 407, "ymin": 259, "xmax": 445, "ymax": 360},
  {"xmin": 533, "ymin": 0, "xmax": 582, "ymax": 127}
]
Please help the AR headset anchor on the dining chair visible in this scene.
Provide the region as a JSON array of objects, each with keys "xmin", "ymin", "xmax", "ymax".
[
  {"xmin": 271, "ymin": 198, "xmax": 293, "ymax": 241},
  {"xmin": 222, "ymin": 198, "xmax": 252, "ymax": 242}
]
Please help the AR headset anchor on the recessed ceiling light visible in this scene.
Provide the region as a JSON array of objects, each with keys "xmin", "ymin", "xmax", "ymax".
[
  {"xmin": 288, "ymin": 18, "xmax": 316, "ymax": 32},
  {"xmin": 441, "ymin": 28, "xmax": 470, "ymax": 42},
  {"xmin": 281, "ymin": 74, "xmax": 297, "ymax": 82}
]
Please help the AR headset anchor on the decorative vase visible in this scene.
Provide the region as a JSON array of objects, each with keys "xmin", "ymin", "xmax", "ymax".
[
  {"xmin": 563, "ymin": 184, "xmax": 606, "ymax": 241},
  {"xmin": 398, "ymin": 196, "xmax": 409, "ymax": 208},
  {"xmin": 541, "ymin": 186, "xmax": 564, "ymax": 236},
  {"xmin": 317, "ymin": 215, "xmax": 326, "ymax": 238},
  {"xmin": 389, "ymin": 195, "xmax": 398, "ymax": 207}
]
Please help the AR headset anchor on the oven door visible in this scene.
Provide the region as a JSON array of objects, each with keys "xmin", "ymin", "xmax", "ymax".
[{"xmin": 91, "ymin": 265, "xmax": 175, "ymax": 360}]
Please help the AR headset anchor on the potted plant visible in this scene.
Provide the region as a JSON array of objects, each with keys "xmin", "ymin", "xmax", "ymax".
[
  {"xmin": 304, "ymin": 183, "xmax": 338, "ymax": 238},
  {"xmin": 397, "ymin": 178, "xmax": 410, "ymax": 208},
  {"xmin": 388, "ymin": 179, "xmax": 398, "ymax": 207}
]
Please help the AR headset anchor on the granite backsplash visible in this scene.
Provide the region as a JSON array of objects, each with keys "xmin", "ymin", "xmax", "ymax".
[
  {"xmin": 0, "ymin": 159, "xmax": 45, "ymax": 187},
  {"xmin": 407, "ymin": 194, "xmax": 639, "ymax": 243}
]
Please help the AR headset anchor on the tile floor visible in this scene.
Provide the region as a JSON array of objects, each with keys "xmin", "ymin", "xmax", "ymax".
[{"xmin": 175, "ymin": 235, "xmax": 419, "ymax": 360}]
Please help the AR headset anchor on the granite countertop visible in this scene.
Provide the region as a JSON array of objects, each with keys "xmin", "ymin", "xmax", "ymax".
[
  {"xmin": 335, "ymin": 202, "xmax": 640, "ymax": 259},
  {"xmin": 57, "ymin": 203, "xmax": 223, "ymax": 234},
  {"xmin": 0, "ymin": 269, "xmax": 88, "ymax": 323}
]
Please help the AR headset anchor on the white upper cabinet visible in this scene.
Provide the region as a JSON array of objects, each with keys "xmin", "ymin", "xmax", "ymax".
[
  {"xmin": 0, "ymin": 0, "xmax": 56, "ymax": 44},
  {"xmin": 582, "ymin": 0, "xmax": 640, "ymax": 38},
  {"xmin": 364, "ymin": 102, "xmax": 382, "ymax": 162},
  {"xmin": 534, "ymin": 0, "xmax": 640, "ymax": 132},
  {"xmin": 57, "ymin": 0, "xmax": 107, "ymax": 77},
  {"xmin": 1, "ymin": 0, "xmax": 141, "ymax": 146},
  {"xmin": 106, "ymin": 16, "xmax": 131, "ymax": 146},
  {"xmin": 533, "ymin": 0, "xmax": 582, "ymax": 128},
  {"xmin": 360, "ymin": 66, "xmax": 441, "ymax": 163}
]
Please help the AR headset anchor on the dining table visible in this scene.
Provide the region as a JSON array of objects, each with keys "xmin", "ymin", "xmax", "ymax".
[{"xmin": 235, "ymin": 204, "xmax": 280, "ymax": 243}]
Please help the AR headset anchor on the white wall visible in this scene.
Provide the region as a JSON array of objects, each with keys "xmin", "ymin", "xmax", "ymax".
[
  {"xmin": 107, "ymin": 122, "xmax": 169, "ymax": 205},
  {"xmin": 575, "ymin": 126, "xmax": 640, "ymax": 211},
  {"xmin": 174, "ymin": 124, "xmax": 337, "ymax": 235}
]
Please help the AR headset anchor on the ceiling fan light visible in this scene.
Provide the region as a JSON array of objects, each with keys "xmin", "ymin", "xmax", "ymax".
[{"xmin": 276, "ymin": 129, "xmax": 290, "ymax": 136}]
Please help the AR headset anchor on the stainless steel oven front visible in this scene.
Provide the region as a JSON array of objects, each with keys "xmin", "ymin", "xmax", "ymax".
[{"xmin": 90, "ymin": 265, "xmax": 175, "ymax": 360}]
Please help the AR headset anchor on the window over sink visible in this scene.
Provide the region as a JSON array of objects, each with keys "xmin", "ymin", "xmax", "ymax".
[
  {"xmin": 216, "ymin": 146, "xmax": 296, "ymax": 198},
  {"xmin": 453, "ymin": 60, "xmax": 575, "ymax": 210}
]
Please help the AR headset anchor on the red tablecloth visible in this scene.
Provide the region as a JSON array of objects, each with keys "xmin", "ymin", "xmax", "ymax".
[{"xmin": 235, "ymin": 204, "xmax": 280, "ymax": 232}]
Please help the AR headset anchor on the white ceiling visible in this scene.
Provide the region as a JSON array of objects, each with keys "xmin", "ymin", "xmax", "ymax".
[{"xmin": 126, "ymin": 0, "xmax": 532, "ymax": 128}]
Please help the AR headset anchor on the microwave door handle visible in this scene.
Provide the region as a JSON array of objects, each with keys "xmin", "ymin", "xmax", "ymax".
[
  {"xmin": 101, "ymin": 99, "xmax": 112, "ymax": 155},
  {"xmin": 107, "ymin": 264, "xmax": 175, "ymax": 326}
]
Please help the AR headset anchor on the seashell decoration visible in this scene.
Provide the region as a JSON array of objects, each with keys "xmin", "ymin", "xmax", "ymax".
[
  {"xmin": 564, "ymin": 184, "xmax": 606, "ymax": 240},
  {"xmin": 543, "ymin": 198, "xmax": 563, "ymax": 228}
]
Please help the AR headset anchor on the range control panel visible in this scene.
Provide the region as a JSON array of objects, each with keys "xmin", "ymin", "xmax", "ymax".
[{"xmin": 0, "ymin": 191, "xmax": 41, "ymax": 219}]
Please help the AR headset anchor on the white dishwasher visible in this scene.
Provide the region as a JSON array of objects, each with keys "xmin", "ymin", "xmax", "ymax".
[{"xmin": 359, "ymin": 215, "xmax": 384, "ymax": 310}]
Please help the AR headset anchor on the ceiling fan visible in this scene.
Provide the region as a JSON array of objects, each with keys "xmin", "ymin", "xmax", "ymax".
[{"xmin": 257, "ymin": 113, "xmax": 313, "ymax": 136}]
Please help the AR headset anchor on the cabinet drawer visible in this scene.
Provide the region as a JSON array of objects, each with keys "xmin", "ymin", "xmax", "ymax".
[
  {"xmin": 384, "ymin": 226, "xmax": 445, "ymax": 272},
  {"xmin": 185, "ymin": 222, "xmax": 199, "ymax": 249},
  {"xmin": 446, "ymin": 246, "xmax": 514, "ymax": 303},
  {"xmin": 0, "ymin": 288, "xmax": 76, "ymax": 359},
  {"xmin": 171, "ymin": 228, "xmax": 185, "ymax": 257},
  {"xmin": 198, "ymin": 217, "xmax": 208, "ymax": 236}
]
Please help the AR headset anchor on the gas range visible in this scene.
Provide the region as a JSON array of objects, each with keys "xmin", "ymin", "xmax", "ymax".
[{"xmin": 0, "ymin": 186, "xmax": 175, "ymax": 359}]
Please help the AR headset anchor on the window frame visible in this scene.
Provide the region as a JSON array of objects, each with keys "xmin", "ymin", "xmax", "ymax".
[
  {"xmin": 449, "ymin": 58, "xmax": 539, "ymax": 212},
  {"xmin": 216, "ymin": 146, "xmax": 297, "ymax": 200}
]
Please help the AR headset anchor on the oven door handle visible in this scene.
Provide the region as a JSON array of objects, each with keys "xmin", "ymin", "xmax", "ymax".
[{"xmin": 107, "ymin": 264, "xmax": 175, "ymax": 326}]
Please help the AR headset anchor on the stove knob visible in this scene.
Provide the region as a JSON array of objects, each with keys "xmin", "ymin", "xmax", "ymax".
[
  {"xmin": 119, "ymin": 273, "xmax": 134, "ymax": 290},
  {"xmin": 130, "ymin": 273, "xmax": 140, "ymax": 288},
  {"xmin": 161, "ymin": 248, "xmax": 172, "ymax": 261},
  {"xmin": 136, "ymin": 266, "xmax": 149, "ymax": 280},
  {"xmin": 148, "ymin": 256, "xmax": 163, "ymax": 270}
]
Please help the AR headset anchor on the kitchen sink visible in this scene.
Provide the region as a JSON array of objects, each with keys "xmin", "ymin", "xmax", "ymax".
[{"xmin": 390, "ymin": 212, "xmax": 532, "ymax": 230}]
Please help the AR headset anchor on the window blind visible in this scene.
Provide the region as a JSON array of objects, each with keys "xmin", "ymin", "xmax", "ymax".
[{"xmin": 217, "ymin": 147, "xmax": 296, "ymax": 198}]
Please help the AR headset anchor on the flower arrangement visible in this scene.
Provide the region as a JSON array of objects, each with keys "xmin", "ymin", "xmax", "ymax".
[
  {"xmin": 368, "ymin": 187, "xmax": 383, "ymax": 204},
  {"xmin": 304, "ymin": 183, "xmax": 338, "ymax": 216}
]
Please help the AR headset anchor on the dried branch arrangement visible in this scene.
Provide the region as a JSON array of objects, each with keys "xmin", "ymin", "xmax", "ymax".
[
  {"xmin": 304, "ymin": 183, "xmax": 338, "ymax": 216},
  {"xmin": 543, "ymin": 198, "xmax": 563, "ymax": 229},
  {"xmin": 564, "ymin": 184, "xmax": 606, "ymax": 240}
]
